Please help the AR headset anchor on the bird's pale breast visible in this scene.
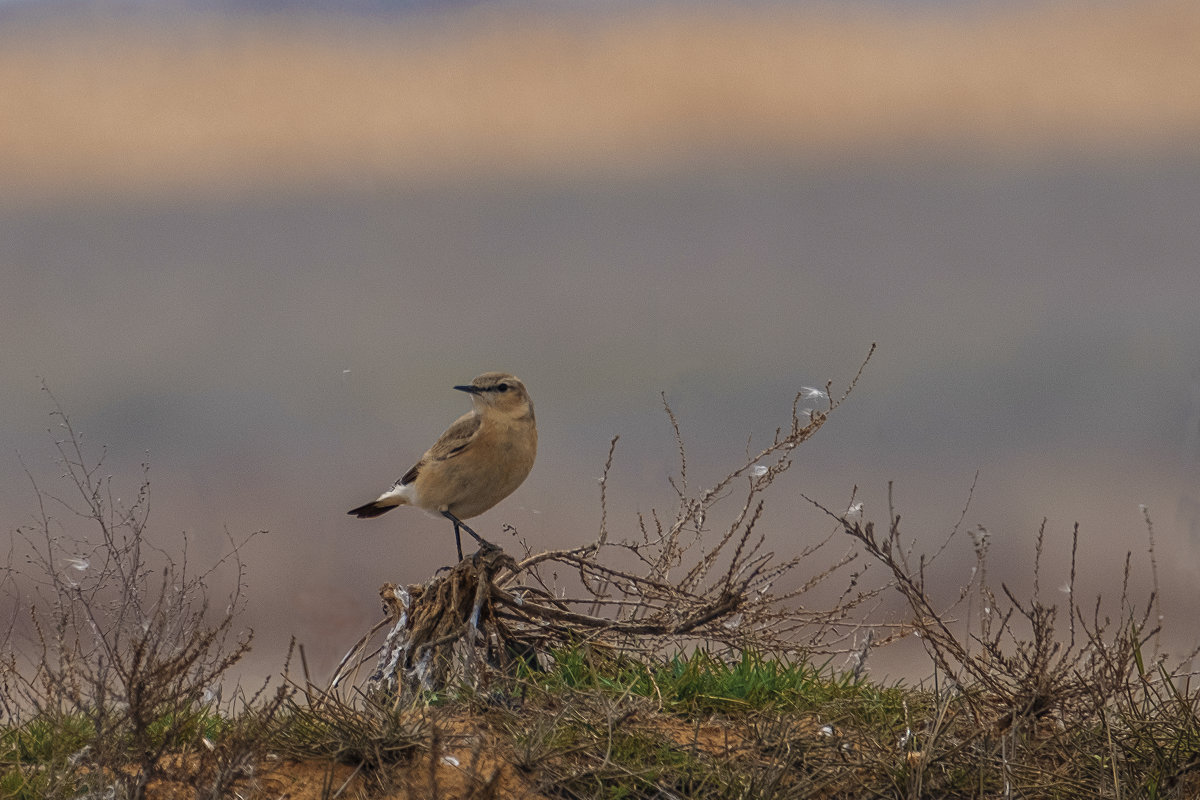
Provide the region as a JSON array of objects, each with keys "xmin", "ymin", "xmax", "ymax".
[{"xmin": 440, "ymin": 415, "xmax": 536, "ymax": 519}]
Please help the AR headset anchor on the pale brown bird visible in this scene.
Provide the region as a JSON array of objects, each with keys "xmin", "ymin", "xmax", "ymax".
[{"xmin": 347, "ymin": 372, "xmax": 537, "ymax": 560}]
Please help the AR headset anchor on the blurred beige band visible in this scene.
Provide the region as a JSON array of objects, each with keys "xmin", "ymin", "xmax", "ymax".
[{"xmin": 2, "ymin": 1, "xmax": 1199, "ymax": 204}]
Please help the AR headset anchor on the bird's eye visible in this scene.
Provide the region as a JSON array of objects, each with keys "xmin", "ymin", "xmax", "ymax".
[{"xmin": 496, "ymin": 383, "xmax": 509, "ymax": 392}]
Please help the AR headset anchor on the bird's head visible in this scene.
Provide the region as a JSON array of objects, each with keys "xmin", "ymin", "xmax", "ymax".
[{"xmin": 455, "ymin": 372, "xmax": 534, "ymax": 420}]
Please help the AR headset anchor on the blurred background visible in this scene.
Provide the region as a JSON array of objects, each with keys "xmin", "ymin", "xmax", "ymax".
[{"xmin": 2, "ymin": 0, "xmax": 1199, "ymax": 684}]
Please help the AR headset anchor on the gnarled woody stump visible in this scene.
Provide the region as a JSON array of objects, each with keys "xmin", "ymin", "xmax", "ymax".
[
  {"xmin": 330, "ymin": 537, "xmax": 756, "ymax": 698},
  {"xmin": 373, "ymin": 545, "xmax": 521, "ymax": 694}
]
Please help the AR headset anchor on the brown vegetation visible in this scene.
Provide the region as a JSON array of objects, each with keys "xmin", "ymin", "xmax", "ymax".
[{"xmin": 5, "ymin": 350, "xmax": 1200, "ymax": 799}]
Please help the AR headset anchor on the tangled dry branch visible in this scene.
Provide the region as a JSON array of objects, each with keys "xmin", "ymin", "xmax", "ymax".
[
  {"xmin": 329, "ymin": 346, "xmax": 885, "ymax": 700},
  {"xmin": 820, "ymin": 482, "xmax": 1178, "ymax": 739}
]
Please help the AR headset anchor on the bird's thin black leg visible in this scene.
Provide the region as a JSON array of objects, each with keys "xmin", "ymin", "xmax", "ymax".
[
  {"xmin": 442, "ymin": 510, "xmax": 494, "ymax": 559},
  {"xmin": 452, "ymin": 519, "xmax": 464, "ymax": 561}
]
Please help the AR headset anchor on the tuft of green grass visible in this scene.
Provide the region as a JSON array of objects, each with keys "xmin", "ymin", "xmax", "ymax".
[
  {"xmin": 0, "ymin": 702, "xmax": 237, "ymax": 800},
  {"xmin": 0, "ymin": 713, "xmax": 93, "ymax": 800},
  {"xmin": 1, "ymin": 713, "xmax": 93, "ymax": 764},
  {"xmin": 519, "ymin": 646, "xmax": 910, "ymax": 726}
]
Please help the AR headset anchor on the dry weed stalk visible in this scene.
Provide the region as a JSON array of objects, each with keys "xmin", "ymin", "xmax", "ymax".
[
  {"xmin": 825, "ymin": 484, "xmax": 1171, "ymax": 737},
  {"xmin": 2, "ymin": 388, "xmax": 269, "ymax": 799},
  {"xmin": 332, "ymin": 346, "xmax": 884, "ymax": 698}
]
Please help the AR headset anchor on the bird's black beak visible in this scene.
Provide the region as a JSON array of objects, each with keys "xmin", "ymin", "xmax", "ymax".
[{"xmin": 454, "ymin": 384, "xmax": 482, "ymax": 394}]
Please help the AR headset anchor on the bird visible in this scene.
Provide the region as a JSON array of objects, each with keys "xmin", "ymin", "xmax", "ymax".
[{"xmin": 347, "ymin": 372, "xmax": 537, "ymax": 560}]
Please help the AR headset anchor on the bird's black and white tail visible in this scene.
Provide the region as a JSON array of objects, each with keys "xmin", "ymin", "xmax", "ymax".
[
  {"xmin": 347, "ymin": 500, "xmax": 397, "ymax": 518},
  {"xmin": 347, "ymin": 485, "xmax": 410, "ymax": 518}
]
